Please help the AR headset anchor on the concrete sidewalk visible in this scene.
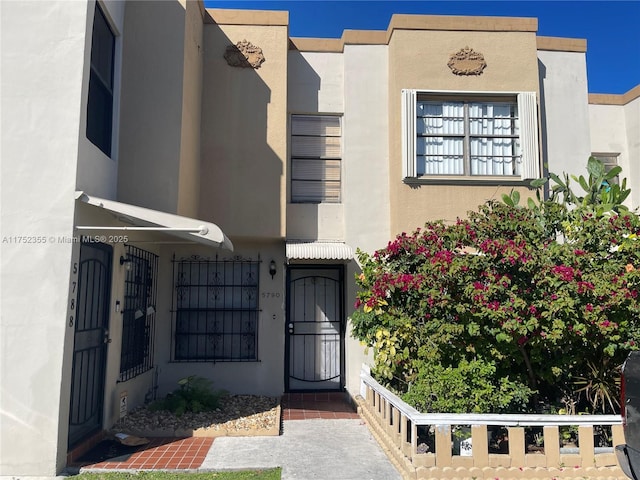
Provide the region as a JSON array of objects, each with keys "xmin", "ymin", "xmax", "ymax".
[{"xmin": 200, "ymin": 418, "xmax": 403, "ymax": 480}]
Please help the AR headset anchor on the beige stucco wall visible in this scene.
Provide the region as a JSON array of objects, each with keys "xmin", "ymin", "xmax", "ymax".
[
  {"xmin": 0, "ymin": 1, "xmax": 92, "ymax": 475},
  {"xmin": 388, "ymin": 18, "xmax": 541, "ymax": 234},
  {"xmin": 117, "ymin": 1, "xmax": 188, "ymax": 214},
  {"xmin": 177, "ymin": 0, "xmax": 205, "ymax": 218},
  {"xmin": 199, "ymin": 10, "xmax": 289, "ymax": 239}
]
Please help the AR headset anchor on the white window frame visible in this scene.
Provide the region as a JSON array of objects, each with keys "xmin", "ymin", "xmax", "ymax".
[{"xmin": 401, "ymin": 90, "xmax": 540, "ymax": 181}]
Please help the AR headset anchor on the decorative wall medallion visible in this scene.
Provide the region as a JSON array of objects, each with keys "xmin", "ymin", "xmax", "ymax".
[
  {"xmin": 447, "ymin": 46, "xmax": 487, "ymax": 76},
  {"xmin": 224, "ymin": 40, "xmax": 265, "ymax": 69}
]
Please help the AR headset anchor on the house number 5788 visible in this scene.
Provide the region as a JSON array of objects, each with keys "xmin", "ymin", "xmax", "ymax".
[{"xmin": 68, "ymin": 262, "xmax": 78, "ymax": 327}]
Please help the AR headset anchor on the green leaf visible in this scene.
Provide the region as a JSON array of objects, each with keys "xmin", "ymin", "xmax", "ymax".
[
  {"xmin": 527, "ymin": 198, "xmax": 537, "ymax": 210},
  {"xmin": 502, "ymin": 193, "xmax": 514, "ymax": 207},
  {"xmin": 577, "ymin": 175, "xmax": 589, "ymax": 192},
  {"xmin": 604, "ymin": 166, "xmax": 622, "ymax": 180},
  {"xmin": 587, "ymin": 156, "xmax": 605, "ymax": 179},
  {"xmin": 530, "ymin": 178, "xmax": 548, "ymax": 189},
  {"xmin": 549, "ymin": 173, "xmax": 565, "ymax": 187},
  {"xmin": 512, "ymin": 190, "xmax": 520, "ymax": 206}
]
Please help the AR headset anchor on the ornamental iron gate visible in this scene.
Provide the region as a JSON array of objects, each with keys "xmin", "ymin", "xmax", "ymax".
[
  {"xmin": 68, "ymin": 242, "xmax": 112, "ymax": 447},
  {"xmin": 119, "ymin": 245, "xmax": 158, "ymax": 381},
  {"xmin": 286, "ymin": 266, "xmax": 344, "ymax": 391}
]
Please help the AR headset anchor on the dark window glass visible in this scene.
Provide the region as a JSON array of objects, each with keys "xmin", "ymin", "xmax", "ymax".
[{"xmin": 86, "ymin": 5, "xmax": 114, "ymax": 156}]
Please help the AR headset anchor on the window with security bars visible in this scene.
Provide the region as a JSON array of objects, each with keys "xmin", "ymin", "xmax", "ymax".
[
  {"xmin": 402, "ymin": 91, "xmax": 540, "ymax": 180},
  {"xmin": 119, "ymin": 246, "xmax": 158, "ymax": 381},
  {"xmin": 291, "ymin": 115, "xmax": 342, "ymax": 203},
  {"xmin": 172, "ymin": 256, "xmax": 259, "ymax": 361}
]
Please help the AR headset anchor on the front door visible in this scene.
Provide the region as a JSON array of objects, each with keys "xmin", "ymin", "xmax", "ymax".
[
  {"xmin": 68, "ymin": 242, "xmax": 112, "ymax": 447},
  {"xmin": 286, "ymin": 266, "xmax": 344, "ymax": 391}
]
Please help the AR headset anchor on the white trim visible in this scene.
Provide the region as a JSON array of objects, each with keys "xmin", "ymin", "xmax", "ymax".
[
  {"xmin": 401, "ymin": 89, "xmax": 417, "ymax": 179},
  {"xmin": 75, "ymin": 191, "xmax": 233, "ymax": 250},
  {"xmin": 518, "ymin": 91, "xmax": 541, "ymax": 180}
]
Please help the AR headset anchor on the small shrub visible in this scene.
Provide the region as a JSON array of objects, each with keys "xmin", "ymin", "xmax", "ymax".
[
  {"xmin": 402, "ymin": 358, "xmax": 534, "ymax": 413},
  {"xmin": 150, "ymin": 375, "xmax": 227, "ymax": 416}
]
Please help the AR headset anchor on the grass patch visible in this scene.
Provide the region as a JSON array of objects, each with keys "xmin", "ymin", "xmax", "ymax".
[{"xmin": 73, "ymin": 470, "xmax": 281, "ymax": 480}]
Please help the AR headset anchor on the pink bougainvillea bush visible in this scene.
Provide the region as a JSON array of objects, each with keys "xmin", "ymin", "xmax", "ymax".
[{"xmin": 352, "ymin": 159, "xmax": 640, "ymax": 414}]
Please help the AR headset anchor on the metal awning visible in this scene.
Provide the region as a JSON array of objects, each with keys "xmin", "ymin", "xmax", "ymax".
[
  {"xmin": 75, "ymin": 191, "xmax": 233, "ymax": 250},
  {"xmin": 286, "ymin": 241, "xmax": 353, "ymax": 261}
]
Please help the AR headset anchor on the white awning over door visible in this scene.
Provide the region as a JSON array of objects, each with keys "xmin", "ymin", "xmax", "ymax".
[
  {"xmin": 286, "ymin": 241, "xmax": 353, "ymax": 261},
  {"xmin": 75, "ymin": 191, "xmax": 233, "ymax": 250}
]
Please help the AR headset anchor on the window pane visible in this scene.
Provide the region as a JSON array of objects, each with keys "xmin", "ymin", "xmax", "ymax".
[
  {"xmin": 291, "ymin": 180, "xmax": 341, "ymax": 203},
  {"xmin": 91, "ymin": 7, "xmax": 115, "ymax": 89},
  {"xmin": 417, "ymin": 102, "xmax": 464, "ymax": 135},
  {"xmin": 469, "ymin": 103, "xmax": 517, "ymax": 136},
  {"xmin": 291, "ymin": 115, "xmax": 341, "ymax": 136},
  {"xmin": 417, "ymin": 137, "xmax": 464, "ymax": 175},
  {"xmin": 292, "ymin": 159, "xmax": 340, "ymax": 181},
  {"xmin": 470, "ymin": 137, "xmax": 521, "ymax": 176},
  {"xmin": 291, "ymin": 136, "xmax": 341, "ymax": 158}
]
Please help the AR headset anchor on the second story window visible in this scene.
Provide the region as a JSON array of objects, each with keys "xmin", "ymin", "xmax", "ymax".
[
  {"xmin": 291, "ymin": 115, "xmax": 342, "ymax": 203},
  {"xmin": 402, "ymin": 91, "xmax": 540, "ymax": 181},
  {"xmin": 87, "ymin": 4, "xmax": 115, "ymax": 157}
]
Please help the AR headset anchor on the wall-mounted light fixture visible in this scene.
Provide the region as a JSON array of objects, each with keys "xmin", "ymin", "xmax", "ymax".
[
  {"xmin": 120, "ymin": 255, "xmax": 132, "ymax": 271},
  {"xmin": 269, "ymin": 260, "xmax": 277, "ymax": 279}
]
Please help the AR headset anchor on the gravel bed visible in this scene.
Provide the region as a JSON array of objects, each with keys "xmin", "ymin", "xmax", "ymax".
[{"xmin": 112, "ymin": 395, "xmax": 280, "ymax": 437}]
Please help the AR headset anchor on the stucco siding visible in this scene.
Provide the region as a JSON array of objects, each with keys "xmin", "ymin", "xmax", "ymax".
[
  {"xmin": 537, "ymin": 49, "xmax": 592, "ymax": 178},
  {"xmin": 287, "ymin": 51, "xmax": 345, "ymax": 241},
  {"xmin": 624, "ymin": 96, "xmax": 640, "ymax": 210},
  {"xmin": 0, "ymin": 0, "xmax": 89, "ymax": 474},
  {"xmin": 177, "ymin": 1, "xmax": 205, "ymax": 218},
  {"xmin": 117, "ymin": 1, "xmax": 187, "ymax": 214},
  {"xmin": 154, "ymin": 242, "xmax": 285, "ymax": 397},
  {"xmin": 288, "ymin": 51, "xmax": 344, "ymax": 114},
  {"xmin": 389, "ymin": 28, "xmax": 540, "ymax": 234},
  {"xmin": 200, "ymin": 18, "xmax": 288, "ymax": 239},
  {"xmin": 75, "ymin": 0, "xmax": 125, "ymax": 200},
  {"xmin": 342, "ymin": 44, "xmax": 390, "ymax": 394}
]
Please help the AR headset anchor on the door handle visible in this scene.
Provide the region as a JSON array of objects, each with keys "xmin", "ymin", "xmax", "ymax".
[{"xmin": 288, "ymin": 323, "xmax": 294, "ymax": 334}]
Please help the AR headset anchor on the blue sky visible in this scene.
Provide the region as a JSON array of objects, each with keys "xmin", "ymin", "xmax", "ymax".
[{"xmin": 205, "ymin": 1, "xmax": 640, "ymax": 95}]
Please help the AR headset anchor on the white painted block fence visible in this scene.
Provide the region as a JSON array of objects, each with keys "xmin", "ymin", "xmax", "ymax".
[{"xmin": 358, "ymin": 365, "xmax": 629, "ymax": 480}]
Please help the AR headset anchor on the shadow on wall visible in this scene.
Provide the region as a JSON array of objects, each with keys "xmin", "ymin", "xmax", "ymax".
[
  {"xmin": 537, "ymin": 59, "xmax": 550, "ymax": 199},
  {"xmin": 199, "ymin": 20, "xmax": 285, "ymax": 239}
]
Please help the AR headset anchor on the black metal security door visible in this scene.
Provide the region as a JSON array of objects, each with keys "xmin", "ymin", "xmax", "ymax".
[
  {"xmin": 286, "ymin": 266, "xmax": 344, "ymax": 391},
  {"xmin": 68, "ymin": 242, "xmax": 112, "ymax": 447}
]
